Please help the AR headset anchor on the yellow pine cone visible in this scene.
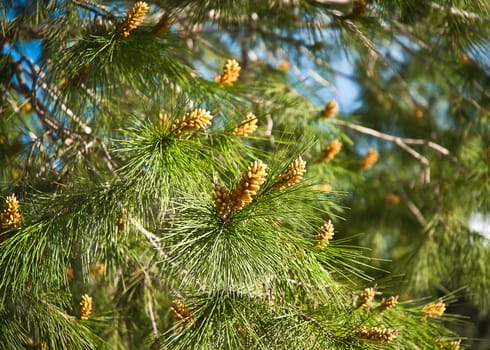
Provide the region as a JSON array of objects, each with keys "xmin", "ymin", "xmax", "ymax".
[
  {"xmin": 171, "ymin": 299, "xmax": 192, "ymax": 325},
  {"xmin": 360, "ymin": 148, "xmax": 379, "ymax": 170},
  {"xmin": 120, "ymin": 1, "xmax": 150, "ymax": 38},
  {"xmin": 436, "ymin": 339, "xmax": 461, "ymax": 350},
  {"xmin": 422, "ymin": 299, "xmax": 446, "ymax": 318},
  {"xmin": 66, "ymin": 266, "xmax": 74, "ymax": 283},
  {"xmin": 314, "ymin": 220, "xmax": 334, "ymax": 248},
  {"xmin": 322, "ymin": 139, "xmax": 342, "ymax": 162},
  {"xmin": 79, "ymin": 294, "xmax": 92, "ymax": 320},
  {"xmin": 377, "ymin": 295, "xmax": 398, "ymax": 312},
  {"xmin": 355, "ymin": 287, "xmax": 376, "ymax": 309},
  {"xmin": 1, "ymin": 193, "xmax": 22, "ymax": 230},
  {"xmin": 213, "ymin": 181, "xmax": 231, "ymax": 219},
  {"xmin": 215, "ymin": 59, "xmax": 241, "ymax": 85},
  {"xmin": 385, "ymin": 193, "xmax": 401, "ymax": 205},
  {"xmin": 320, "ymin": 100, "xmax": 339, "ymax": 118},
  {"xmin": 356, "ymin": 326, "xmax": 398, "ymax": 343},
  {"xmin": 172, "ymin": 109, "xmax": 213, "ymax": 134},
  {"xmin": 230, "ymin": 160, "xmax": 267, "ymax": 211},
  {"xmin": 233, "ymin": 112, "xmax": 258, "ymax": 136},
  {"xmin": 89, "ymin": 263, "xmax": 105, "ymax": 278},
  {"xmin": 276, "ymin": 156, "xmax": 306, "ymax": 190}
]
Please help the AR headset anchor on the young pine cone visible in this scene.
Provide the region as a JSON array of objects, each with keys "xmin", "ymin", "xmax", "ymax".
[
  {"xmin": 230, "ymin": 160, "xmax": 267, "ymax": 211},
  {"xmin": 275, "ymin": 156, "xmax": 306, "ymax": 190},
  {"xmin": 215, "ymin": 59, "xmax": 241, "ymax": 85},
  {"xmin": 120, "ymin": 1, "xmax": 150, "ymax": 38}
]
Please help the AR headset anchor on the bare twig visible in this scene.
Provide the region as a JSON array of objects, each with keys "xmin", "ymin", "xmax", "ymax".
[
  {"xmin": 329, "ymin": 118, "xmax": 455, "ymax": 183},
  {"xmin": 430, "ymin": 2, "xmax": 490, "ymax": 22},
  {"xmin": 129, "ymin": 217, "xmax": 167, "ymax": 259}
]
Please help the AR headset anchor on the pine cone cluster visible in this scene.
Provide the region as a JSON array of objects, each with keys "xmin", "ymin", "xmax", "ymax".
[
  {"xmin": 422, "ymin": 299, "xmax": 446, "ymax": 318},
  {"xmin": 322, "ymin": 139, "xmax": 342, "ymax": 162},
  {"xmin": 275, "ymin": 156, "xmax": 306, "ymax": 190},
  {"xmin": 230, "ymin": 160, "xmax": 267, "ymax": 211},
  {"xmin": 79, "ymin": 294, "xmax": 93, "ymax": 320},
  {"xmin": 355, "ymin": 287, "xmax": 376, "ymax": 309},
  {"xmin": 120, "ymin": 1, "xmax": 149, "ymax": 38},
  {"xmin": 171, "ymin": 299, "xmax": 192, "ymax": 325},
  {"xmin": 377, "ymin": 295, "xmax": 399, "ymax": 312},
  {"xmin": 314, "ymin": 220, "xmax": 334, "ymax": 248},
  {"xmin": 233, "ymin": 112, "xmax": 258, "ymax": 136},
  {"xmin": 320, "ymin": 100, "xmax": 339, "ymax": 118},
  {"xmin": 0, "ymin": 194, "xmax": 21, "ymax": 230},
  {"xmin": 213, "ymin": 181, "xmax": 231, "ymax": 219},
  {"xmin": 356, "ymin": 326, "xmax": 398, "ymax": 343},
  {"xmin": 360, "ymin": 149, "xmax": 379, "ymax": 170},
  {"xmin": 215, "ymin": 59, "xmax": 241, "ymax": 85},
  {"xmin": 173, "ymin": 108, "xmax": 213, "ymax": 134}
]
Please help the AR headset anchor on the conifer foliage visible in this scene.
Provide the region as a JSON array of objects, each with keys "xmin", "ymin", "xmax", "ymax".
[{"xmin": 1, "ymin": 0, "xmax": 489, "ymax": 349}]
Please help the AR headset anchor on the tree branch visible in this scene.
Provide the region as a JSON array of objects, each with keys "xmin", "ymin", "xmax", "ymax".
[{"xmin": 329, "ymin": 118, "xmax": 455, "ymax": 183}]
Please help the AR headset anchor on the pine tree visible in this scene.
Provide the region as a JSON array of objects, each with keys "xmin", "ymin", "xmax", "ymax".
[{"xmin": 1, "ymin": 0, "xmax": 489, "ymax": 349}]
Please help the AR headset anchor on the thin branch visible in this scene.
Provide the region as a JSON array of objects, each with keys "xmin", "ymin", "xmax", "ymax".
[
  {"xmin": 329, "ymin": 118, "xmax": 455, "ymax": 183},
  {"xmin": 430, "ymin": 2, "xmax": 490, "ymax": 22},
  {"xmin": 71, "ymin": 0, "xmax": 116, "ymax": 20},
  {"xmin": 128, "ymin": 217, "xmax": 167, "ymax": 259},
  {"xmin": 329, "ymin": 119, "xmax": 451, "ymax": 156}
]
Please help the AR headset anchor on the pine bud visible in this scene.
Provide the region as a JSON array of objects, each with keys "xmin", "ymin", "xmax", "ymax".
[
  {"xmin": 321, "ymin": 139, "xmax": 342, "ymax": 162},
  {"xmin": 351, "ymin": 0, "xmax": 368, "ymax": 19},
  {"xmin": 120, "ymin": 2, "xmax": 150, "ymax": 38},
  {"xmin": 230, "ymin": 160, "xmax": 267, "ymax": 211},
  {"xmin": 436, "ymin": 339, "xmax": 461, "ymax": 350},
  {"xmin": 1, "ymin": 193, "xmax": 22, "ymax": 230},
  {"xmin": 376, "ymin": 295, "xmax": 398, "ymax": 312},
  {"xmin": 79, "ymin": 294, "xmax": 93, "ymax": 320},
  {"xmin": 171, "ymin": 299, "xmax": 192, "ymax": 325},
  {"xmin": 213, "ymin": 181, "xmax": 231, "ymax": 219},
  {"xmin": 422, "ymin": 299, "xmax": 446, "ymax": 318},
  {"xmin": 215, "ymin": 59, "xmax": 241, "ymax": 85},
  {"xmin": 360, "ymin": 149, "xmax": 379, "ymax": 170},
  {"xmin": 314, "ymin": 220, "xmax": 334, "ymax": 248},
  {"xmin": 172, "ymin": 109, "xmax": 213, "ymax": 135},
  {"xmin": 66, "ymin": 266, "xmax": 74, "ymax": 283},
  {"xmin": 320, "ymin": 100, "xmax": 339, "ymax": 119},
  {"xmin": 276, "ymin": 156, "xmax": 306, "ymax": 190},
  {"xmin": 89, "ymin": 263, "xmax": 105, "ymax": 278},
  {"xmin": 356, "ymin": 326, "xmax": 398, "ymax": 343},
  {"xmin": 385, "ymin": 193, "xmax": 401, "ymax": 205},
  {"xmin": 355, "ymin": 287, "xmax": 376, "ymax": 309},
  {"xmin": 233, "ymin": 112, "xmax": 258, "ymax": 136}
]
